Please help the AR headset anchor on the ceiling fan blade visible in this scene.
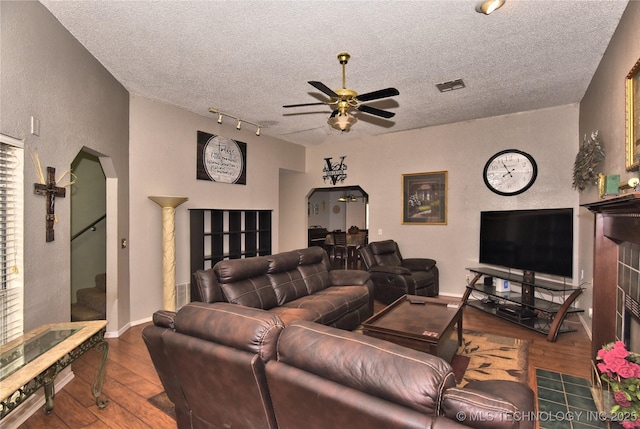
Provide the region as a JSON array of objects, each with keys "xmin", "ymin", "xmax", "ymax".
[
  {"xmin": 283, "ymin": 102, "xmax": 328, "ymax": 108},
  {"xmin": 309, "ymin": 81, "xmax": 339, "ymax": 98},
  {"xmin": 357, "ymin": 104, "xmax": 396, "ymax": 119},
  {"xmin": 356, "ymin": 87, "xmax": 399, "ymax": 102},
  {"xmin": 330, "ymin": 110, "xmax": 339, "ymax": 118}
]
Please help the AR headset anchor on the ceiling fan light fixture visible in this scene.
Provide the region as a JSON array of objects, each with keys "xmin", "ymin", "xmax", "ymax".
[
  {"xmin": 328, "ymin": 112, "xmax": 357, "ymax": 132},
  {"xmin": 475, "ymin": 0, "xmax": 505, "ymax": 15}
]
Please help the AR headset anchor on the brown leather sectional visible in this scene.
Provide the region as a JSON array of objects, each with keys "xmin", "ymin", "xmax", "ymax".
[
  {"xmin": 143, "ymin": 302, "xmax": 535, "ymax": 429},
  {"xmin": 191, "ymin": 246, "xmax": 374, "ymax": 330}
]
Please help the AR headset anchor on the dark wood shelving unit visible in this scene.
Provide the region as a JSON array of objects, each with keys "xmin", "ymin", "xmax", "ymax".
[
  {"xmin": 189, "ymin": 209, "xmax": 272, "ymax": 275},
  {"xmin": 462, "ymin": 267, "xmax": 583, "ymax": 342}
]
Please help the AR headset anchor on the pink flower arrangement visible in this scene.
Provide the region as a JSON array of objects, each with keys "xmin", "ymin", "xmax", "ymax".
[{"xmin": 596, "ymin": 341, "xmax": 640, "ymax": 428}]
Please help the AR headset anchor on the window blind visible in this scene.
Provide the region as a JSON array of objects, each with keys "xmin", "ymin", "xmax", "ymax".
[{"xmin": 0, "ymin": 133, "xmax": 23, "ymax": 345}]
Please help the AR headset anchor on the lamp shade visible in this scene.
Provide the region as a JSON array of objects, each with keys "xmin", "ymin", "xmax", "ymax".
[{"xmin": 328, "ymin": 112, "xmax": 358, "ymax": 131}]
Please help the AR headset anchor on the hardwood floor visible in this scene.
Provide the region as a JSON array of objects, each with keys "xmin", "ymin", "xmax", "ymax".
[{"xmin": 16, "ymin": 305, "xmax": 592, "ymax": 429}]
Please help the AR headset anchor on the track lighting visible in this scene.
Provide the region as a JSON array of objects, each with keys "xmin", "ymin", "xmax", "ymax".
[
  {"xmin": 208, "ymin": 108, "xmax": 262, "ymax": 137},
  {"xmin": 475, "ymin": 0, "xmax": 505, "ymax": 15}
]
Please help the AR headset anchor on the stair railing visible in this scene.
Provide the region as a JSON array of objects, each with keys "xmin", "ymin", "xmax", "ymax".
[{"xmin": 71, "ymin": 214, "xmax": 106, "ymax": 241}]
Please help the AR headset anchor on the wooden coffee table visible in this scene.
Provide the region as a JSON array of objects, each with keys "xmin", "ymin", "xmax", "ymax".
[{"xmin": 362, "ymin": 295, "xmax": 463, "ymax": 362}]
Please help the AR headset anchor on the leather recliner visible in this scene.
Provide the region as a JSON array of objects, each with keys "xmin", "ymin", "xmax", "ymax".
[{"xmin": 359, "ymin": 239, "xmax": 439, "ymax": 304}]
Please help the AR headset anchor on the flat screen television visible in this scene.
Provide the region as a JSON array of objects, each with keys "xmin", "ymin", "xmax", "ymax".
[{"xmin": 479, "ymin": 208, "xmax": 574, "ymax": 278}]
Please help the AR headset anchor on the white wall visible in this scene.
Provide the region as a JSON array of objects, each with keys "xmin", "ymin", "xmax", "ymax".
[
  {"xmin": 283, "ymin": 104, "xmax": 580, "ymax": 298},
  {"xmin": 1, "ymin": 1, "xmax": 130, "ymax": 332},
  {"xmin": 128, "ymin": 96, "xmax": 305, "ymax": 322}
]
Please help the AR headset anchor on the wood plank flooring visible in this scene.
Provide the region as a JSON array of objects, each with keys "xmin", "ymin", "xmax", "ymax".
[{"xmin": 16, "ymin": 305, "xmax": 593, "ymax": 429}]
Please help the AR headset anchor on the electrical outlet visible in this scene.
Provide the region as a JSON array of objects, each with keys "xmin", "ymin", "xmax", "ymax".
[
  {"xmin": 588, "ymin": 307, "xmax": 593, "ymax": 318},
  {"xmin": 465, "ymin": 274, "xmax": 470, "ymax": 285}
]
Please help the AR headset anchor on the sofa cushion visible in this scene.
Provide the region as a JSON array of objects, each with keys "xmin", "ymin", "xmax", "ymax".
[
  {"xmin": 276, "ymin": 320, "xmax": 456, "ymax": 415},
  {"xmin": 281, "ymin": 286, "xmax": 371, "ymax": 325},
  {"xmin": 296, "ymin": 247, "xmax": 332, "ymax": 294},
  {"xmin": 174, "ymin": 302, "xmax": 284, "ymax": 362},
  {"xmin": 267, "ymin": 251, "xmax": 309, "ymax": 305},
  {"xmin": 266, "ymin": 306, "xmax": 320, "ymax": 326},
  {"xmin": 214, "ymin": 257, "xmax": 278, "ymax": 310}
]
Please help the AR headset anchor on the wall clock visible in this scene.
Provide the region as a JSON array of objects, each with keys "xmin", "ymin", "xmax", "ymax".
[{"xmin": 483, "ymin": 149, "xmax": 537, "ymax": 196}]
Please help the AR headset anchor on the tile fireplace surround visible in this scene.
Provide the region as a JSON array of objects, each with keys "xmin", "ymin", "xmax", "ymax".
[{"xmin": 584, "ymin": 192, "xmax": 640, "ymax": 358}]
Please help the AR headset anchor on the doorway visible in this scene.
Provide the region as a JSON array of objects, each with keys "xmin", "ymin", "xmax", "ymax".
[
  {"xmin": 70, "ymin": 150, "xmax": 107, "ymax": 321},
  {"xmin": 307, "ymin": 186, "xmax": 369, "ymax": 268}
]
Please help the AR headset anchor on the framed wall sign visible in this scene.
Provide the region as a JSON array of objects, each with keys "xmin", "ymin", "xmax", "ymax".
[
  {"xmin": 402, "ymin": 171, "xmax": 447, "ymax": 225},
  {"xmin": 626, "ymin": 57, "xmax": 640, "ymax": 172},
  {"xmin": 197, "ymin": 131, "xmax": 247, "ymax": 184}
]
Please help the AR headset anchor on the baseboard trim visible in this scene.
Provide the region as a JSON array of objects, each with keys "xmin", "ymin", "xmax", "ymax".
[
  {"xmin": 1, "ymin": 367, "xmax": 74, "ymax": 429},
  {"xmin": 578, "ymin": 313, "xmax": 592, "ymax": 340}
]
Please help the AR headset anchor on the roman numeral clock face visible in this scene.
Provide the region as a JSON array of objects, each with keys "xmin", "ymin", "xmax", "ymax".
[{"xmin": 483, "ymin": 149, "xmax": 538, "ymax": 196}]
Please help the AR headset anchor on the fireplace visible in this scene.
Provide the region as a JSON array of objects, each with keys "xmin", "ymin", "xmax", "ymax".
[
  {"xmin": 619, "ymin": 242, "xmax": 640, "ymax": 353},
  {"xmin": 584, "ymin": 193, "xmax": 640, "ymax": 357}
]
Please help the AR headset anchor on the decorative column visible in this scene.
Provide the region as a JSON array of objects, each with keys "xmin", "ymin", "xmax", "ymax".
[{"xmin": 148, "ymin": 196, "xmax": 188, "ymax": 311}]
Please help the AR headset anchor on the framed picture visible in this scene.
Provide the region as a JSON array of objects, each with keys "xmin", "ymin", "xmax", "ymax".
[
  {"xmin": 402, "ymin": 171, "xmax": 447, "ymax": 225},
  {"xmin": 626, "ymin": 57, "xmax": 640, "ymax": 171},
  {"xmin": 197, "ymin": 131, "xmax": 247, "ymax": 184}
]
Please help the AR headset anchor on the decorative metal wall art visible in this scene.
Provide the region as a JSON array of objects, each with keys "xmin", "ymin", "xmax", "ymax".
[{"xmin": 322, "ymin": 156, "xmax": 347, "ymax": 185}]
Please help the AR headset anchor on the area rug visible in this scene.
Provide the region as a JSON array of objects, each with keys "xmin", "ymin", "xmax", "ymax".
[
  {"xmin": 456, "ymin": 329, "xmax": 528, "ymax": 387},
  {"xmin": 148, "ymin": 391, "xmax": 175, "ymax": 420}
]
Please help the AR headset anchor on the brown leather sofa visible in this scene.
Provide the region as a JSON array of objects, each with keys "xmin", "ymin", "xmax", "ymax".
[
  {"xmin": 359, "ymin": 239, "xmax": 439, "ymax": 304},
  {"xmin": 191, "ymin": 246, "xmax": 373, "ymax": 330},
  {"xmin": 143, "ymin": 303, "xmax": 535, "ymax": 429}
]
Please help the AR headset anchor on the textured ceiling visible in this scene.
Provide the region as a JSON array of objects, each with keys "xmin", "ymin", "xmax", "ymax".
[{"xmin": 40, "ymin": 0, "xmax": 629, "ymax": 146}]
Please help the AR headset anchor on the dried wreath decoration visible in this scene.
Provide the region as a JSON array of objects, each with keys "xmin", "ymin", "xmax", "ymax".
[{"xmin": 573, "ymin": 130, "xmax": 605, "ymax": 192}]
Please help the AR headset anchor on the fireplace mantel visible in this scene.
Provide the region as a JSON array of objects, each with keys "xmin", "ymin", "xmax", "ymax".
[{"xmin": 583, "ymin": 192, "xmax": 640, "ymax": 357}]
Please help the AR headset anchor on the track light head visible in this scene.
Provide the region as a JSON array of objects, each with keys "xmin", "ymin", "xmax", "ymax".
[
  {"xmin": 475, "ymin": 0, "xmax": 505, "ymax": 15},
  {"xmin": 208, "ymin": 108, "xmax": 261, "ymax": 136}
]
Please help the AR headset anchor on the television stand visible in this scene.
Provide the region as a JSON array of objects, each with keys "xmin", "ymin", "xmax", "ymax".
[{"xmin": 462, "ymin": 267, "xmax": 584, "ymax": 342}]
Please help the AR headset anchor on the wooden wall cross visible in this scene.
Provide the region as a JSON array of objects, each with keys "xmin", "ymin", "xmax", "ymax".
[{"xmin": 34, "ymin": 167, "xmax": 66, "ymax": 242}]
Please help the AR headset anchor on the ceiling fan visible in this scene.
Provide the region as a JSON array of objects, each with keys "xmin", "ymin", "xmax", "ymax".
[{"xmin": 283, "ymin": 52, "xmax": 399, "ymax": 132}]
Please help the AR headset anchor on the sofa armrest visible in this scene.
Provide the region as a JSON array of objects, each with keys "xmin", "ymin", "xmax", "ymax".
[
  {"xmin": 402, "ymin": 258, "xmax": 437, "ymax": 272},
  {"xmin": 329, "ymin": 269, "xmax": 371, "ymax": 286},
  {"xmin": 441, "ymin": 380, "xmax": 535, "ymax": 429},
  {"xmin": 369, "ymin": 265, "xmax": 412, "ymax": 276},
  {"xmin": 192, "ymin": 268, "xmax": 225, "ymax": 303},
  {"xmin": 153, "ymin": 310, "xmax": 176, "ymax": 329}
]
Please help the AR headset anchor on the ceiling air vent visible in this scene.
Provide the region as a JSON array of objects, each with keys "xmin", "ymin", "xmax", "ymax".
[{"xmin": 436, "ymin": 79, "xmax": 466, "ymax": 92}]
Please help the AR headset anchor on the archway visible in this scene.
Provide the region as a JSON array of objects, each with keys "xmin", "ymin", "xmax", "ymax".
[{"xmin": 306, "ymin": 185, "xmax": 369, "ymax": 248}]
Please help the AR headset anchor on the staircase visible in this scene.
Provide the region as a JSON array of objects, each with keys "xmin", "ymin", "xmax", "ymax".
[{"xmin": 71, "ymin": 273, "xmax": 106, "ymax": 321}]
